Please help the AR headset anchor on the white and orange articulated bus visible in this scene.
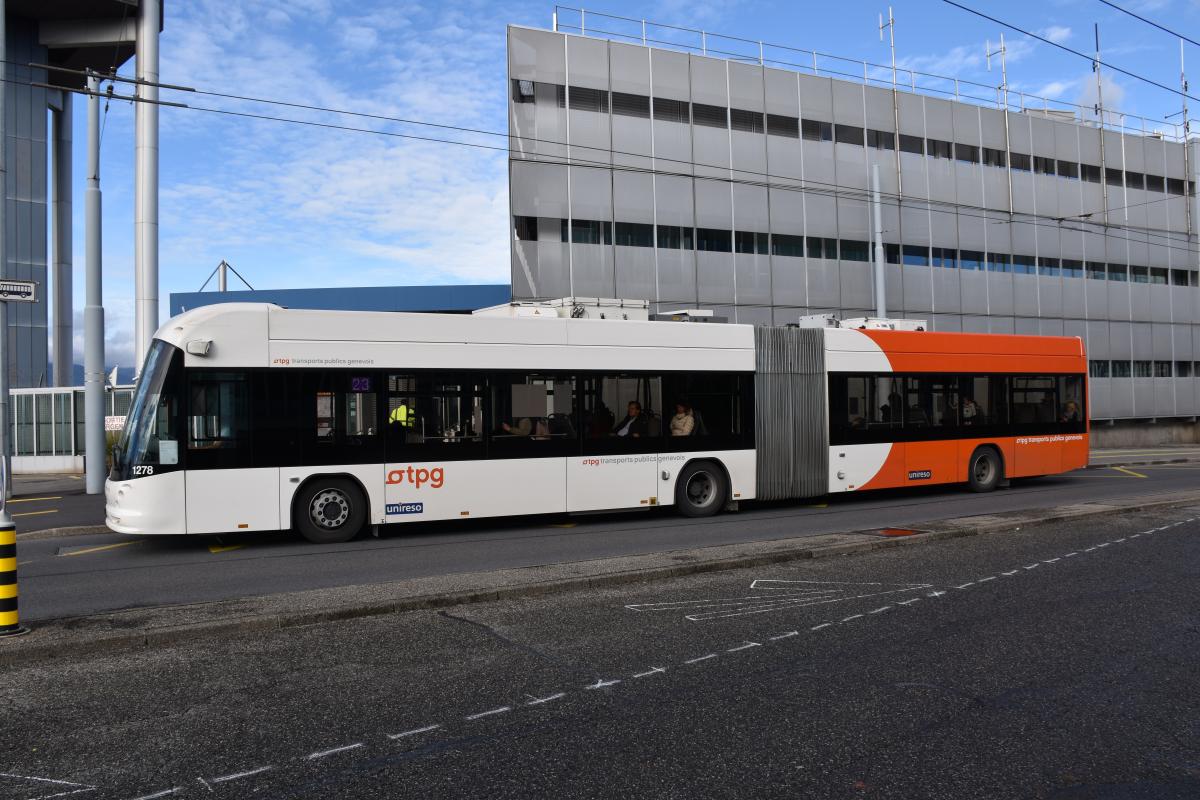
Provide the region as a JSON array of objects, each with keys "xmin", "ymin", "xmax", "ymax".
[{"xmin": 106, "ymin": 301, "xmax": 1087, "ymax": 543}]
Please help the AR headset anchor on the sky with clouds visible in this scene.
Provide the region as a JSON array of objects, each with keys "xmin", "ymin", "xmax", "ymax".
[{"xmin": 67, "ymin": 0, "xmax": 1200, "ymax": 370}]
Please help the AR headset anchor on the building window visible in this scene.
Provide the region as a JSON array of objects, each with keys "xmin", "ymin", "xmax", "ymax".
[
  {"xmin": 1153, "ymin": 361, "xmax": 1172, "ymax": 378},
  {"xmin": 884, "ymin": 243, "xmax": 901, "ymax": 265},
  {"xmin": 513, "ymin": 216, "xmax": 538, "ymax": 241},
  {"xmin": 1080, "ymin": 163, "xmax": 1101, "ymax": 183},
  {"xmin": 767, "ymin": 114, "xmax": 799, "ymax": 138},
  {"xmin": 982, "ymin": 147, "xmax": 1006, "ymax": 168},
  {"xmin": 1086, "ymin": 262, "xmax": 1107, "ymax": 280},
  {"xmin": 569, "ymin": 219, "xmax": 611, "ymax": 245},
  {"xmin": 1149, "ymin": 267, "xmax": 1168, "ymax": 285},
  {"xmin": 927, "ymin": 139, "xmax": 953, "ymax": 160},
  {"xmin": 653, "ymin": 97, "xmax": 689, "ymax": 124},
  {"xmin": 1061, "ymin": 259, "xmax": 1083, "ymax": 278},
  {"xmin": 801, "ymin": 118, "xmax": 833, "ymax": 142},
  {"xmin": 614, "ymin": 222, "xmax": 654, "ymax": 248},
  {"xmin": 1057, "ymin": 160, "xmax": 1079, "ymax": 180},
  {"xmin": 734, "ymin": 231, "xmax": 768, "ymax": 255},
  {"xmin": 1011, "ymin": 255, "xmax": 1036, "ymax": 275},
  {"xmin": 1038, "ymin": 257, "xmax": 1060, "ymax": 276},
  {"xmin": 1010, "ymin": 152, "xmax": 1032, "ymax": 172},
  {"xmin": 1130, "ymin": 266, "xmax": 1149, "ymax": 283},
  {"xmin": 1167, "ymin": 177, "xmax": 1186, "ymax": 195},
  {"xmin": 1089, "ymin": 360, "xmax": 1110, "ymax": 378},
  {"xmin": 771, "ymin": 233, "xmax": 805, "ymax": 257},
  {"xmin": 1105, "ymin": 168, "xmax": 1124, "ymax": 187},
  {"xmin": 898, "ymin": 134, "xmax": 924, "ymax": 155},
  {"xmin": 1133, "ymin": 361, "xmax": 1153, "ymax": 378},
  {"xmin": 730, "ymin": 108, "xmax": 764, "ymax": 133},
  {"xmin": 1033, "ymin": 156, "xmax": 1056, "ymax": 176},
  {"xmin": 955, "ymin": 143, "xmax": 980, "ymax": 164},
  {"xmin": 807, "ymin": 236, "xmax": 837, "ymax": 259},
  {"xmin": 1108, "ymin": 264, "xmax": 1128, "ymax": 282},
  {"xmin": 840, "ymin": 240, "xmax": 870, "ymax": 262},
  {"xmin": 1171, "ymin": 269, "xmax": 1191, "ymax": 286},
  {"xmin": 1176, "ymin": 361, "xmax": 1193, "ymax": 378},
  {"xmin": 612, "ymin": 91, "xmax": 650, "ymax": 118},
  {"xmin": 932, "ymin": 246, "xmax": 957, "ymax": 268},
  {"xmin": 986, "ymin": 253, "xmax": 1010, "ymax": 273},
  {"xmin": 696, "ymin": 228, "xmax": 732, "ymax": 252},
  {"xmin": 656, "ymin": 225, "xmax": 693, "ymax": 250},
  {"xmin": 1145, "ymin": 174, "xmax": 1165, "ymax": 192},
  {"xmin": 959, "ymin": 250, "xmax": 984, "ymax": 270},
  {"xmin": 867, "ymin": 129, "xmax": 895, "ymax": 150},
  {"xmin": 511, "ymin": 79, "xmax": 536, "ymax": 104},
  {"xmin": 834, "ymin": 124, "xmax": 864, "ymax": 146},
  {"xmin": 1111, "ymin": 361, "xmax": 1132, "ymax": 378},
  {"xmin": 564, "ymin": 85, "xmax": 608, "ymax": 113},
  {"xmin": 1125, "ymin": 172, "xmax": 1145, "ymax": 190},
  {"xmin": 692, "ymin": 103, "xmax": 728, "ymax": 128},
  {"xmin": 902, "ymin": 245, "xmax": 929, "ymax": 266}
]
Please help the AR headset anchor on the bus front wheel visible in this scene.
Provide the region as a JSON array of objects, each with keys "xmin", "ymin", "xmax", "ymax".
[
  {"xmin": 967, "ymin": 447, "xmax": 1002, "ymax": 493},
  {"xmin": 675, "ymin": 461, "xmax": 728, "ymax": 518},
  {"xmin": 294, "ymin": 478, "xmax": 367, "ymax": 544}
]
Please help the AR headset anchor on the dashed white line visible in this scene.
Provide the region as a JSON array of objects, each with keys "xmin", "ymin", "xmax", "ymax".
[
  {"xmin": 0, "ymin": 774, "xmax": 91, "ymax": 788},
  {"xmin": 128, "ymin": 790, "xmax": 179, "ymax": 800},
  {"xmin": 32, "ymin": 788, "xmax": 96, "ymax": 799},
  {"xmin": 632, "ymin": 667, "xmax": 666, "ymax": 678},
  {"xmin": 1113, "ymin": 538, "xmax": 1126, "ymax": 543},
  {"xmin": 465, "ymin": 707, "xmax": 511, "ymax": 721},
  {"xmin": 1063, "ymin": 552, "xmax": 1078, "ymax": 558},
  {"xmin": 955, "ymin": 582, "xmax": 976, "ymax": 589},
  {"xmin": 726, "ymin": 641, "xmax": 761, "ymax": 652},
  {"xmin": 1130, "ymin": 534, "xmax": 1140, "ymax": 539},
  {"xmin": 868, "ymin": 606, "xmax": 892, "ymax": 614},
  {"xmin": 585, "ymin": 678, "xmax": 621, "ymax": 689},
  {"xmin": 1001, "ymin": 570, "xmax": 1019, "ymax": 576},
  {"xmin": 212, "ymin": 766, "xmax": 273, "ymax": 783},
  {"xmin": 977, "ymin": 576, "xmax": 996, "ymax": 583},
  {"xmin": 526, "ymin": 692, "xmax": 567, "ymax": 705},
  {"xmin": 387, "ymin": 725, "xmax": 442, "ymax": 740},
  {"xmin": 684, "ymin": 653, "xmax": 717, "ymax": 664},
  {"xmin": 897, "ymin": 598, "xmax": 920, "ymax": 606},
  {"xmin": 307, "ymin": 743, "xmax": 363, "ymax": 760},
  {"xmin": 810, "ymin": 623, "xmax": 832, "ymax": 630},
  {"xmin": 1043, "ymin": 558, "xmax": 1061, "ymax": 563},
  {"xmin": 840, "ymin": 614, "xmax": 863, "ymax": 622},
  {"xmin": 1024, "ymin": 564, "xmax": 1040, "ymax": 570},
  {"xmin": 1098, "ymin": 542, "xmax": 1111, "ymax": 548},
  {"xmin": 1084, "ymin": 546, "xmax": 1098, "ymax": 551},
  {"xmin": 769, "ymin": 631, "xmax": 799, "ymax": 640}
]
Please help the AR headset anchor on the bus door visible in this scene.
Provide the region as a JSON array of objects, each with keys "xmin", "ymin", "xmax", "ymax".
[{"xmin": 570, "ymin": 374, "xmax": 661, "ymax": 512}]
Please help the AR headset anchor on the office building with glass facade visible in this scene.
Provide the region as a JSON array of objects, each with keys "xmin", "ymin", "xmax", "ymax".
[{"xmin": 506, "ymin": 24, "xmax": 1200, "ymax": 422}]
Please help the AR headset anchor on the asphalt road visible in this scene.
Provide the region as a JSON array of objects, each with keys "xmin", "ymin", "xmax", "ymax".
[
  {"xmin": 2, "ymin": 504, "xmax": 1197, "ymax": 798},
  {"xmin": 12, "ymin": 463, "xmax": 1200, "ymax": 622}
]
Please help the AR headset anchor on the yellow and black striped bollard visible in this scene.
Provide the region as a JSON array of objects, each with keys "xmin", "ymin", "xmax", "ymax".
[{"xmin": 0, "ymin": 521, "xmax": 27, "ymax": 636}]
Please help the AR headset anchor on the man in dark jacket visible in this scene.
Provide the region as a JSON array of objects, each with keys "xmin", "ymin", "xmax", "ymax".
[{"xmin": 613, "ymin": 401, "xmax": 648, "ymax": 438}]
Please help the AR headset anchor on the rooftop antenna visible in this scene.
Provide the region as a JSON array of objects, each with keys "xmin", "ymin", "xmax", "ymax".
[
  {"xmin": 879, "ymin": 7, "xmax": 896, "ymax": 87},
  {"xmin": 987, "ymin": 34, "xmax": 1014, "ymax": 215},
  {"xmin": 1094, "ymin": 22, "xmax": 1110, "ymax": 225},
  {"xmin": 1181, "ymin": 39, "xmax": 1192, "ymax": 235}
]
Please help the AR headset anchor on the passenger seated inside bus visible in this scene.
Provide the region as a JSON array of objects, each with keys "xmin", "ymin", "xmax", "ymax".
[
  {"xmin": 961, "ymin": 396, "xmax": 979, "ymax": 424},
  {"xmin": 670, "ymin": 401, "xmax": 695, "ymax": 436},
  {"xmin": 612, "ymin": 401, "xmax": 648, "ymax": 437},
  {"xmin": 1060, "ymin": 400, "xmax": 1081, "ymax": 423}
]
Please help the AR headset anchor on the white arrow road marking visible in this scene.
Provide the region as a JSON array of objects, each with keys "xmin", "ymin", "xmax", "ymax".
[{"xmin": 0, "ymin": 773, "xmax": 98, "ymax": 800}]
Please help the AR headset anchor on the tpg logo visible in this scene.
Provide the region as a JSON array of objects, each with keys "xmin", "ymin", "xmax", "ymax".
[{"xmin": 386, "ymin": 466, "xmax": 444, "ymax": 489}]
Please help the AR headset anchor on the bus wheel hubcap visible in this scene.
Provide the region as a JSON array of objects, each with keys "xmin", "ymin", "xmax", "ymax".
[
  {"xmin": 311, "ymin": 489, "xmax": 350, "ymax": 529},
  {"xmin": 975, "ymin": 458, "xmax": 993, "ymax": 484},
  {"xmin": 686, "ymin": 472, "xmax": 715, "ymax": 507}
]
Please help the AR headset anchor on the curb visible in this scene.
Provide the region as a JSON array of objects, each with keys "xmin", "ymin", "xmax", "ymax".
[
  {"xmin": 1085, "ymin": 456, "xmax": 1200, "ymax": 470},
  {"xmin": 15, "ymin": 525, "xmax": 108, "ymax": 541},
  {"xmin": 3, "ymin": 490, "xmax": 1199, "ymax": 667}
]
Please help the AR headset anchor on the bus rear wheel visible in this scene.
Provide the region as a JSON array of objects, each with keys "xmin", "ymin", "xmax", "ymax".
[
  {"xmin": 676, "ymin": 461, "xmax": 728, "ymax": 518},
  {"xmin": 967, "ymin": 447, "xmax": 1002, "ymax": 493},
  {"xmin": 295, "ymin": 478, "xmax": 367, "ymax": 544}
]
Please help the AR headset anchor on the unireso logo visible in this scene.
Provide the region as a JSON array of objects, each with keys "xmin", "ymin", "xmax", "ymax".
[{"xmin": 386, "ymin": 502, "xmax": 424, "ymax": 515}]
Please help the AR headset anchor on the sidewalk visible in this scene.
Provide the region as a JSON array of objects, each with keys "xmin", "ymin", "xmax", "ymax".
[{"xmin": 6, "ymin": 442, "xmax": 1200, "ymax": 537}]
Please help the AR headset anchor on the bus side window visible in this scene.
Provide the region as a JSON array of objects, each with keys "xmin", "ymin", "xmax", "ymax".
[{"xmin": 188, "ymin": 374, "xmax": 248, "ymax": 451}]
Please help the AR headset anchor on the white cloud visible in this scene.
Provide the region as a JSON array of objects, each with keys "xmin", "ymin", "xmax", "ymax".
[{"xmin": 1039, "ymin": 25, "xmax": 1072, "ymax": 45}]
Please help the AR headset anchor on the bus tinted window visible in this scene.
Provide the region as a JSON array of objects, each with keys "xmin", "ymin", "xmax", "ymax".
[
  {"xmin": 189, "ymin": 374, "xmax": 249, "ymax": 450},
  {"xmin": 490, "ymin": 374, "xmax": 576, "ymax": 456},
  {"xmin": 581, "ymin": 374, "xmax": 662, "ymax": 452},
  {"xmin": 663, "ymin": 372, "xmax": 751, "ymax": 450},
  {"xmin": 386, "ymin": 373, "xmax": 485, "ymax": 457}
]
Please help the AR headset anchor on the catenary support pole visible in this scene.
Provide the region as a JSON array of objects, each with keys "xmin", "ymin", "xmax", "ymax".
[
  {"xmin": 872, "ymin": 164, "xmax": 886, "ymax": 319},
  {"xmin": 134, "ymin": 0, "xmax": 160, "ymax": 374},
  {"xmin": 51, "ymin": 93, "xmax": 73, "ymax": 387},
  {"xmin": 218, "ymin": 260, "xmax": 227, "ymax": 292},
  {"xmin": 85, "ymin": 73, "xmax": 106, "ymax": 497},
  {"xmin": 0, "ymin": 0, "xmax": 11, "ymax": 501}
]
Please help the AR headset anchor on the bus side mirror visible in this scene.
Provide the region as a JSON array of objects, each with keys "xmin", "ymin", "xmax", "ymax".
[{"xmin": 186, "ymin": 339, "xmax": 212, "ymax": 356}]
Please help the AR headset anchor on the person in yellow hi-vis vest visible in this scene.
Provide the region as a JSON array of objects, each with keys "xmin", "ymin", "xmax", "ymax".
[{"xmin": 389, "ymin": 402, "xmax": 415, "ymax": 427}]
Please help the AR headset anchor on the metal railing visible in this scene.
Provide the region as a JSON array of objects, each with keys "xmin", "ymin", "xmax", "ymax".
[
  {"xmin": 10, "ymin": 386, "xmax": 134, "ymax": 458},
  {"xmin": 552, "ymin": 6, "xmax": 1198, "ymax": 143}
]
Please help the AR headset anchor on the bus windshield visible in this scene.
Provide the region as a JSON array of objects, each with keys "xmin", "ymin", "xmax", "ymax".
[{"xmin": 112, "ymin": 340, "xmax": 181, "ymax": 480}]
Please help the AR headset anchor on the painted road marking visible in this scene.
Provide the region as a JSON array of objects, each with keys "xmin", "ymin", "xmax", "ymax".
[
  {"xmin": 13, "ymin": 509, "xmax": 57, "ymax": 518},
  {"xmin": 1024, "ymin": 564, "xmax": 1040, "ymax": 570},
  {"xmin": 58, "ymin": 541, "xmax": 140, "ymax": 557},
  {"xmin": 1001, "ymin": 570, "xmax": 1019, "ymax": 575},
  {"xmin": 585, "ymin": 679, "xmax": 621, "ymax": 689},
  {"xmin": 465, "ymin": 707, "xmax": 511, "ymax": 720},
  {"xmin": 811, "ymin": 623, "xmax": 832, "ymax": 630},
  {"xmin": 387, "ymin": 725, "xmax": 441, "ymax": 740},
  {"xmin": 628, "ymin": 579, "xmax": 932, "ymax": 621},
  {"xmin": 1063, "ymin": 553, "xmax": 1078, "ymax": 557},
  {"xmin": 868, "ymin": 606, "xmax": 892, "ymax": 614},
  {"xmin": 684, "ymin": 654, "xmax": 717, "ymax": 664},
  {"xmin": 211, "ymin": 765, "xmax": 273, "ymax": 783},
  {"xmin": 526, "ymin": 693, "xmax": 566, "ymax": 705},
  {"xmin": 840, "ymin": 614, "xmax": 863, "ymax": 622},
  {"xmin": 727, "ymin": 641, "xmax": 761, "ymax": 652},
  {"xmin": 1110, "ymin": 466, "xmax": 1147, "ymax": 478},
  {"xmin": 8, "ymin": 496, "xmax": 62, "ymax": 503},
  {"xmin": 977, "ymin": 576, "xmax": 996, "ymax": 583},
  {"xmin": 955, "ymin": 582, "xmax": 976, "ymax": 589},
  {"xmin": 208, "ymin": 543, "xmax": 245, "ymax": 554},
  {"xmin": 306, "ymin": 743, "xmax": 363, "ymax": 760},
  {"xmin": 769, "ymin": 631, "xmax": 799, "ymax": 640},
  {"xmin": 927, "ymin": 590, "xmax": 947, "ymax": 598},
  {"xmin": 897, "ymin": 598, "xmax": 920, "ymax": 606},
  {"xmin": 1043, "ymin": 558, "xmax": 1061, "ymax": 563},
  {"xmin": 128, "ymin": 790, "xmax": 179, "ymax": 800},
  {"xmin": 632, "ymin": 667, "xmax": 666, "ymax": 678}
]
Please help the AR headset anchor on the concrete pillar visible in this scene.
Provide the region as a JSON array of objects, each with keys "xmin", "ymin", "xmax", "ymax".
[
  {"xmin": 134, "ymin": 0, "xmax": 160, "ymax": 374},
  {"xmin": 84, "ymin": 74, "xmax": 105, "ymax": 496},
  {"xmin": 0, "ymin": 0, "xmax": 11, "ymax": 499},
  {"xmin": 51, "ymin": 93, "xmax": 72, "ymax": 387}
]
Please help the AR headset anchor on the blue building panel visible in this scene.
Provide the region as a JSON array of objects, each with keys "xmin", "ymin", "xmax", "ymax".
[{"xmin": 169, "ymin": 284, "xmax": 512, "ymax": 317}]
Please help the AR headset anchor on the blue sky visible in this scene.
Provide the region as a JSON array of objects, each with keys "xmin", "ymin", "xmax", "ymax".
[{"xmin": 70, "ymin": 0, "xmax": 1200, "ymax": 369}]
